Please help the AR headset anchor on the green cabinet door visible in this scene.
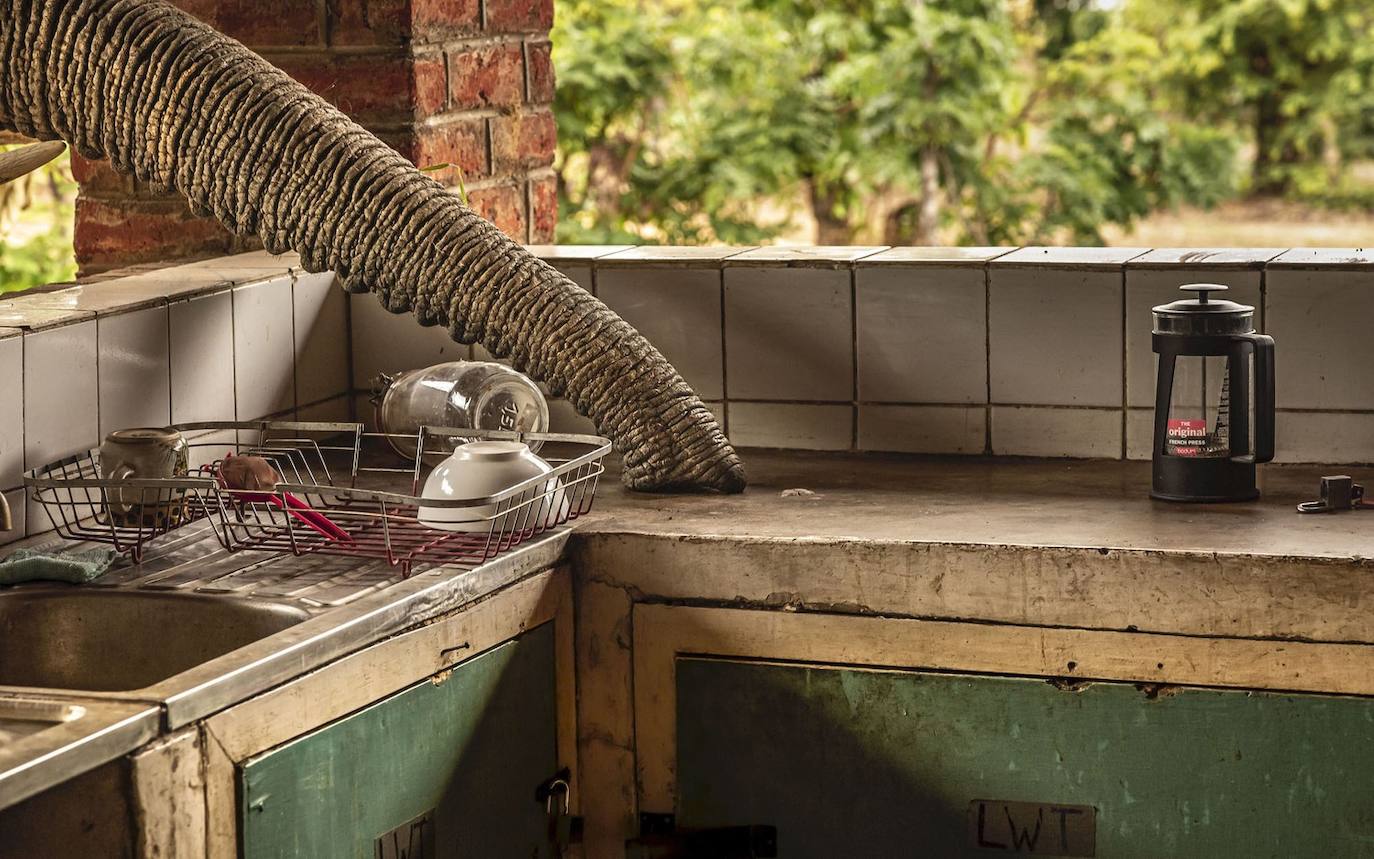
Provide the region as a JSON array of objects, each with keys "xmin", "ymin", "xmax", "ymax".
[
  {"xmin": 240, "ymin": 623, "xmax": 557, "ymax": 858},
  {"xmin": 676, "ymin": 657, "xmax": 1374, "ymax": 858}
]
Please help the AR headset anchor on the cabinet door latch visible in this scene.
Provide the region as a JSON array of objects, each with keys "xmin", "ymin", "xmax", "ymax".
[
  {"xmin": 535, "ymin": 768, "xmax": 583, "ymax": 853},
  {"xmin": 627, "ymin": 813, "xmax": 778, "ymax": 858}
]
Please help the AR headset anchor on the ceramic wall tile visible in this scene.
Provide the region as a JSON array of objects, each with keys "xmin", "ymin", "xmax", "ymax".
[
  {"xmin": 1266, "ymin": 267, "xmax": 1374, "ymax": 411},
  {"xmin": 98, "ymin": 305, "xmax": 171, "ymax": 437},
  {"xmin": 556, "ymin": 264, "xmax": 593, "ymax": 294},
  {"xmin": 350, "ymin": 292, "xmax": 470, "ymax": 390},
  {"xmin": 990, "ymin": 406, "xmax": 1122, "ymax": 458},
  {"xmin": 170, "ymin": 291, "xmax": 235, "ymax": 425},
  {"xmin": 1124, "ymin": 270, "xmax": 1262, "ymax": 409},
  {"xmin": 858, "ymin": 247, "xmax": 1014, "ymax": 266},
  {"xmin": 994, "ymin": 247, "xmax": 1149, "ymax": 267},
  {"xmin": 725, "ymin": 267, "xmax": 853, "ymax": 401},
  {"xmin": 597, "ymin": 267, "xmax": 724, "ymax": 400},
  {"xmin": 706, "ymin": 401, "xmax": 726, "ymax": 431},
  {"xmin": 24, "ymin": 320, "xmax": 98, "ymax": 471},
  {"xmin": 526, "ymin": 245, "xmax": 633, "ymax": 262},
  {"xmin": 25, "ymin": 489, "xmax": 56, "ymax": 538},
  {"xmin": 1275, "ymin": 412, "xmax": 1374, "ymax": 464},
  {"xmin": 856, "ymin": 266, "xmax": 986, "ymax": 404},
  {"xmin": 0, "ymin": 333, "xmax": 21, "ymax": 490},
  {"xmin": 547, "ymin": 398, "xmax": 598, "ymax": 435},
  {"xmin": 3, "ymin": 488, "xmax": 24, "ymax": 543},
  {"xmin": 184, "ymin": 429, "xmax": 242, "ymax": 475},
  {"xmin": 233, "ymin": 277, "xmax": 296, "ymax": 420},
  {"xmin": 727, "ymin": 402, "xmax": 852, "ymax": 450},
  {"xmin": 296, "ymin": 396, "xmax": 353, "ymax": 424},
  {"xmin": 989, "ymin": 267, "xmax": 1123, "ymax": 406},
  {"xmin": 858, "ymin": 405, "xmax": 986, "ymax": 454},
  {"xmin": 1125, "ymin": 408, "xmax": 1154, "ymax": 461},
  {"xmin": 726, "ymin": 246, "xmax": 887, "ymax": 267},
  {"xmin": 598, "ymin": 246, "xmax": 752, "ymax": 266},
  {"xmin": 293, "ymin": 272, "xmax": 349, "ymax": 408}
]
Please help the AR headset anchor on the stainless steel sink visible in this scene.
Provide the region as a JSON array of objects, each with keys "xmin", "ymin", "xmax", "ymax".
[
  {"xmin": 0, "ymin": 587, "xmax": 310, "ymax": 691},
  {"xmin": 0, "ymin": 693, "xmax": 159, "ymax": 810}
]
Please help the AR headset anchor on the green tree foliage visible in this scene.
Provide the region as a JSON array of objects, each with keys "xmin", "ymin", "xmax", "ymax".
[
  {"xmin": 553, "ymin": 0, "xmax": 1369, "ymax": 246},
  {"xmin": 1146, "ymin": 0, "xmax": 1374, "ymax": 196},
  {"xmin": 0, "ymin": 148, "xmax": 76, "ymax": 292}
]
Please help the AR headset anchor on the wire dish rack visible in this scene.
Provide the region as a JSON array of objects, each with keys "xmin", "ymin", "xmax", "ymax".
[{"xmin": 25, "ymin": 421, "xmax": 610, "ymax": 574}]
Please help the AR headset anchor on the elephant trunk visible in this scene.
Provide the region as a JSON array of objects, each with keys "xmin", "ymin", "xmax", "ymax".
[{"xmin": 0, "ymin": 0, "xmax": 746, "ymax": 493}]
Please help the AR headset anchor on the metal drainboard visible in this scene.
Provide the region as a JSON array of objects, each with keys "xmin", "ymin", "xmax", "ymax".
[{"xmin": 84, "ymin": 520, "xmax": 427, "ymax": 609}]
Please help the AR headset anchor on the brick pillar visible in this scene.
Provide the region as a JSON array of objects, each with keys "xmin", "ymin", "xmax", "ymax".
[{"xmin": 73, "ymin": 0, "xmax": 557, "ymax": 275}]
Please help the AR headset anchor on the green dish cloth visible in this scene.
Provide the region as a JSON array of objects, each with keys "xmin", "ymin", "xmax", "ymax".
[{"xmin": 0, "ymin": 546, "xmax": 118, "ymax": 585}]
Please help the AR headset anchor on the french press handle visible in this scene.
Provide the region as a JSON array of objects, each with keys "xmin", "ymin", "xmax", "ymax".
[{"xmin": 1235, "ymin": 333, "xmax": 1275, "ymax": 463}]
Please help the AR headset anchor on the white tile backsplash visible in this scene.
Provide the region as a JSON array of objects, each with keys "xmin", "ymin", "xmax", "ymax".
[
  {"xmin": 233, "ymin": 277, "xmax": 296, "ymax": 420},
  {"xmin": 857, "ymin": 266, "xmax": 986, "ymax": 404},
  {"xmin": 296, "ymin": 395, "xmax": 353, "ymax": 424},
  {"xmin": 728, "ymin": 402, "xmax": 851, "ymax": 450},
  {"xmin": 1126, "ymin": 408, "xmax": 1154, "ymax": 461},
  {"xmin": 859, "ymin": 405, "xmax": 986, "ymax": 454},
  {"xmin": 557, "ymin": 264, "xmax": 593, "ymax": 294},
  {"xmin": 6, "ymin": 247, "xmax": 1374, "ymax": 481},
  {"xmin": 98, "ymin": 305, "xmax": 171, "ymax": 436},
  {"xmin": 293, "ymin": 272, "xmax": 349, "ymax": 407},
  {"xmin": 991, "ymin": 406, "xmax": 1122, "ymax": 458},
  {"xmin": 1275, "ymin": 412, "xmax": 1374, "ymax": 464},
  {"xmin": 989, "ymin": 267, "xmax": 1122, "ymax": 407},
  {"xmin": 725, "ymin": 267, "xmax": 853, "ymax": 401},
  {"xmin": 170, "ymin": 291, "xmax": 235, "ymax": 425},
  {"xmin": 548, "ymin": 398, "xmax": 598, "ymax": 435},
  {"xmin": 1266, "ymin": 267, "xmax": 1374, "ymax": 411},
  {"xmin": 24, "ymin": 320, "xmax": 98, "ymax": 471},
  {"xmin": 0, "ymin": 334, "xmax": 22, "ymax": 490},
  {"xmin": 598, "ymin": 267, "xmax": 723, "ymax": 400},
  {"xmin": 350, "ymin": 292, "xmax": 470, "ymax": 389}
]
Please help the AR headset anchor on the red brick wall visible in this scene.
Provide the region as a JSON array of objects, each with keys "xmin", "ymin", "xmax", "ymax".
[{"xmin": 74, "ymin": 0, "xmax": 557, "ymax": 274}]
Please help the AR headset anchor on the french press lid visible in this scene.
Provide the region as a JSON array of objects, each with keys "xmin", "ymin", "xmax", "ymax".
[{"xmin": 1152, "ymin": 284, "xmax": 1255, "ymax": 336}]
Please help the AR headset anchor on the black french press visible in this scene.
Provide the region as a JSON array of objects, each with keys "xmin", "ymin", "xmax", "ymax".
[{"xmin": 1151, "ymin": 284, "xmax": 1274, "ymax": 502}]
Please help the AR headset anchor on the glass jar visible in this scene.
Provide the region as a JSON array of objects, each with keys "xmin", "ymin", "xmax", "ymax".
[{"xmin": 372, "ymin": 361, "xmax": 549, "ymax": 461}]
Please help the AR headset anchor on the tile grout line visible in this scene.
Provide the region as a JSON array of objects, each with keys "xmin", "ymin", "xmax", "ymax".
[
  {"xmin": 850, "ymin": 265, "xmax": 859, "ymax": 451},
  {"xmin": 719, "ymin": 263, "xmax": 729, "ymax": 438},
  {"xmin": 1120, "ymin": 264, "xmax": 1128, "ymax": 460},
  {"xmin": 343, "ymin": 277, "xmax": 357, "ymax": 422},
  {"xmin": 984, "ymin": 261, "xmax": 993, "ymax": 455}
]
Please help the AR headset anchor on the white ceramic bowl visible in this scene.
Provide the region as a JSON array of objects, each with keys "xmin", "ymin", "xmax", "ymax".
[{"xmin": 418, "ymin": 441, "xmax": 566, "ymax": 532}]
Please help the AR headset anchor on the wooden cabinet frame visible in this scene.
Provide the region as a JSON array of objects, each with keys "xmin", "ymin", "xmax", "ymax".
[
  {"xmin": 631, "ymin": 603, "xmax": 1374, "ymax": 816},
  {"xmin": 128, "ymin": 566, "xmax": 576, "ymax": 859}
]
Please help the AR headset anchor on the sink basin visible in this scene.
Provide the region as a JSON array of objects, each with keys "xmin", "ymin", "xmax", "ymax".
[{"xmin": 0, "ymin": 587, "xmax": 310, "ymax": 691}]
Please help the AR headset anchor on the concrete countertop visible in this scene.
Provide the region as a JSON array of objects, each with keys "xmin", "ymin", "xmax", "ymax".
[
  {"xmin": 571, "ymin": 452, "xmax": 1374, "ymax": 645},
  {"xmin": 583, "ymin": 451, "xmax": 1370, "ymax": 560}
]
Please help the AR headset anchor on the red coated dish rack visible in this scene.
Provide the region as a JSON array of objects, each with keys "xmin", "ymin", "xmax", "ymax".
[{"xmin": 25, "ymin": 421, "xmax": 610, "ymax": 575}]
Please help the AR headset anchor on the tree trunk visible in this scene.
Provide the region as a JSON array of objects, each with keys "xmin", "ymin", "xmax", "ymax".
[
  {"xmin": 915, "ymin": 145, "xmax": 940, "ymax": 244},
  {"xmin": 808, "ymin": 180, "xmax": 852, "ymax": 245},
  {"xmin": 1253, "ymin": 90, "xmax": 1286, "ymax": 195}
]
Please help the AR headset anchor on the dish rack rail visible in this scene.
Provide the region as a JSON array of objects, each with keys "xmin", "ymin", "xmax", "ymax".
[{"xmin": 25, "ymin": 421, "xmax": 611, "ymax": 574}]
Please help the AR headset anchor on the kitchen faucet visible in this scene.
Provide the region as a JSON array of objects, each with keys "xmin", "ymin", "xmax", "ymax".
[{"xmin": 0, "ymin": 491, "xmax": 10, "ymax": 532}]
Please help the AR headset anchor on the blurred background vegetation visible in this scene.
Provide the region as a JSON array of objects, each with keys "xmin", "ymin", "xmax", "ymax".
[
  {"xmin": 552, "ymin": 0, "xmax": 1374, "ymax": 246},
  {"xmin": 0, "ymin": 138, "xmax": 76, "ymax": 294},
  {"xmin": 4, "ymin": 0, "xmax": 1374, "ymax": 292}
]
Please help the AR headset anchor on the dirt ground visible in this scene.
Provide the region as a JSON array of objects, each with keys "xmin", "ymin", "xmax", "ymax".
[{"xmin": 1105, "ymin": 198, "xmax": 1374, "ymax": 249}]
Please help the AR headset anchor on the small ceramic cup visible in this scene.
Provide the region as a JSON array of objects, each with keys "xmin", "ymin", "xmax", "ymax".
[
  {"xmin": 418, "ymin": 441, "xmax": 566, "ymax": 533},
  {"xmin": 99, "ymin": 427, "xmax": 190, "ymax": 528}
]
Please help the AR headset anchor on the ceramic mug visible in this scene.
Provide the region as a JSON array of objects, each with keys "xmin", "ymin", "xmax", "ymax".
[{"xmin": 99, "ymin": 427, "xmax": 190, "ymax": 527}]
